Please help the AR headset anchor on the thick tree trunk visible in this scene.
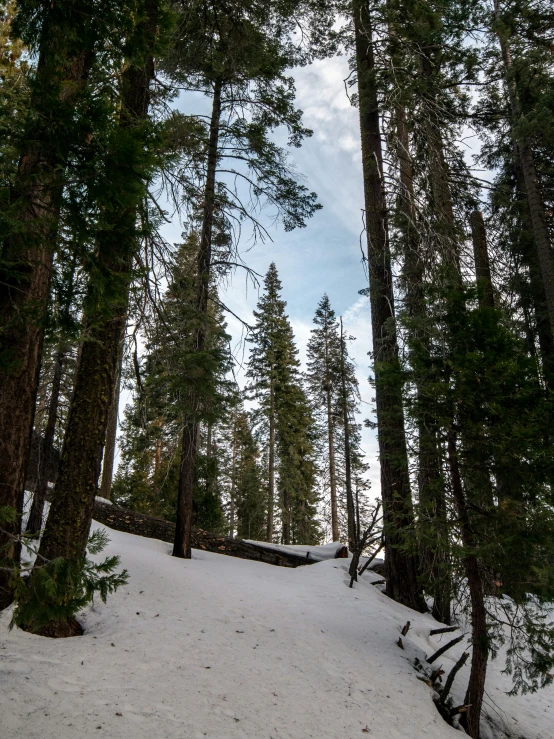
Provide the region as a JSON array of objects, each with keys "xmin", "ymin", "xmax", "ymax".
[
  {"xmin": 39, "ymin": 315, "xmax": 125, "ymax": 561},
  {"xmin": 173, "ymin": 422, "xmax": 199, "ymax": 558},
  {"xmin": 173, "ymin": 76, "xmax": 222, "ymax": 558},
  {"xmin": 470, "ymin": 211, "xmax": 495, "ymax": 310},
  {"xmin": 352, "ymin": 0, "xmax": 423, "ymax": 611},
  {"xmin": 0, "ymin": 13, "xmax": 93, "ymax": 608},
  {"xmin": 447, "ymin": 431, "xmax": 487, "ymax": 739},
  {"xmin": 494, "ymin": 1, "xmax": 554, "ymax": 335},
  {"xmin": 38, "ymin": 0, "xmax": 158, "ymax": 571},
  {"xmin": 26, "ymin": 348, "xmax": 65, "ymax": 535}
]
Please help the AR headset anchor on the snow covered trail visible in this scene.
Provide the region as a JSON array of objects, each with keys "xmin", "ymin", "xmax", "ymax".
[{"xmin": 0, "ymin": 523, "xmax": 551, "ymax": 739}]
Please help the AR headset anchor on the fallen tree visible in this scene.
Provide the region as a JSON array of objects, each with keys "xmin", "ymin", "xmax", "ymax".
[{"xmin": 93, "ymin": 500, "xmax": 330, "ymax": 568}]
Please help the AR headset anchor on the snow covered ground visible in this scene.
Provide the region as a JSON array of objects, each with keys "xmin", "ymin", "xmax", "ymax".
[
  {"xmin": 1, "ymin": 521, "xmax": 552, "ymax": 739},
  {"xmin": 243, "ymin": 540, "xmax": 349, "ymax": 561}
]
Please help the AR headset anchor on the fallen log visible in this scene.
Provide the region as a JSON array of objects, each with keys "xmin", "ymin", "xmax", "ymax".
[
  {"xmin": 93, "ymin": 500, "xmax": 317, "ymax": 568},
  {"xmin": 440, "ymin": 652, "xmax": 469, "ymax": 704},
  {"xmin": 430, "ymin": 625, "xmax": 459, "ymax": 637},
  {"xmin": 427, "ymin": 633, "xmax": 466, "ymax": 664}
]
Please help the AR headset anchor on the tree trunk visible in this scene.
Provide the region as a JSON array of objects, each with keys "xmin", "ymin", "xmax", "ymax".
[
  {"xmin": 282, "ymin": 485, "xmax": 290, "ymax": 545},
  {"xmin": 392, "ymin": 94, "xmax": 450, "ymax": 622},
  {"xmin": 323, "ymin": 326, "xmax": 339, "ymax": 541},
  {"xmin": 37, "ymin": 0, "xmax": 158, "ymax": 570},
  {"xmin": 494, "ymin": 0, "xmax": 554, "ymax": 334},
  {"xmin": 38, "ymin": 316, "xmax": 125, "ymax": 562},
  {"xmin": 447, "ymin": 430, "xmax": 487, "ymax": 739},
  {"xmin": 173, "ymin": 76, "xmax": 223, "ymax": 558},
  {"xmin": 267, "ymin": 379, "xmax": 275, "ymax": 542},
  {"xmin": 229, "ymin": 416, "xmax": 237, "ymax": 538},
  {"xmin": 419, "ymin": 53, "xmax": 463, "ymax": 284},
  {"xmin": 326, "ymin": 372, "xmax": 339, "ymax": 541},
  {"xmin": 352, "ymin": 0, "xmax": 423, "ymax": 611},
  {"xmin": 173, "ymin": 422, "xmax": 199, "ymax": 558},
  {"xmin": 470, "ymin": 211, "xmax": 495, "ymax": 310},
  {"xmin": 512, "ymin": 148, "xmax": 554, "ymax": 387},
  {"xmin": 0, "ymin": 13, "xmax": 94, "ymax": 608},
  {"xmin": 99, "ymin": 330, "xmax": 124, "ymax": 501},
  {"xmin": 340, "ymin": 317, "xmax": 356, "ymax": 552},
  {"xmin": 26, "ymin": 348, "xmax": 64, "ymax": 535}
]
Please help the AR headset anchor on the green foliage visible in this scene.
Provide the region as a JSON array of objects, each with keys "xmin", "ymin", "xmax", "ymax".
[
  {"xmin": 0, "ymin": 504, "xmax": 17, "ymax": 525},
  {"xmin": 408, "ymin": 281, "xmax": 554, "ymax": 692},
  {"xmin": 160, "ymin": 0, "xmax": 322, "ymax": 242},
  {"xmin": 113, "ymin": 236, "xmax": 230, "ymax": 531},
  {"xmin": 247, "ymin": 263, "xmax": 320, "ymax": 543},
  {"xmin": 231, "ymin": 409, "xmax": 266, "ymax": 540},
  {"xmin": 306, "ymin": 294, "xmax": 371, "ymax": 540},
  {"xmin": 9, "ymin": 529, "xmax": 128, "ymax": 633}
]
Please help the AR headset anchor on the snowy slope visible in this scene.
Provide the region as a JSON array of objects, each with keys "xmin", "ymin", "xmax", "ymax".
[
  {"xmin": 1, "ymin": 522, "xmax": 552, "ymax": 739},
  {"xmin": 243, "ymin": 540, "xmax": 348, "ymax": 561}
]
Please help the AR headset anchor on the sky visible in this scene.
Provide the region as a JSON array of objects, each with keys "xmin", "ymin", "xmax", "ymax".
[{"xmin": 165, "ymin": 53, "xmax": 382, "ymax": 494}]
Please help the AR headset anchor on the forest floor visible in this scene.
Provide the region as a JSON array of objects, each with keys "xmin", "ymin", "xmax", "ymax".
[{"xmin": 1, "ymin": 520, "xmax": 552, "ymax": 739}]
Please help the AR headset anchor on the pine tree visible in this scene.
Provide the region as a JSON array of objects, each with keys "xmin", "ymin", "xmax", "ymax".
[
  {"xmin": 246, "ymin": 263, "xmax": 319, "ymax": 544},
  {"xmin": 0, "ymin": 0, "xmax": 119, "ymax": 609},
  {"xmin": 162, "ymin": 0, "xmax": 322, "ymax": 558},
  {"xmin": 306, "ymin": 294, "xmax": 342, "ymax": 541},
  {"xmin": 350, "ymin": 0, "xmax": 424, "ymax": 611},
  {"xmin": 113, "ymin": 235, "xmax": 232, "ymax": 532},
  {"xmin": 306, "ymin": 294, "xmax": 369, "ymax": 546},
  {"xmin": 491, "ymin": 0, "xmax": 554, "ymax": 334},
  {"xmin": 232, "ymin": 408, "xmax": 266, "ymax": 541},
  {"xmin": 34, "ymin": 1, "xmax": 168, "ymax": 633}
]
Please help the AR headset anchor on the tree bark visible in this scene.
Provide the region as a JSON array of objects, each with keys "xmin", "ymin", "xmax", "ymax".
[
  {"xmin": 38, "ymin": 0, "xmax": 158, "ymax": 567},
  {"xmin": 470, "ymin": 211, "xmax": 495, "ymax": 310},
  {"xmin": 447, "ymin": 430, "xmax": 487, "ymax": 739},
  {"xmin": 173, "ymin": 422, "xmax": 199, "ymax": 558},
  {"xmin": 26, "ymin": 348, "xmax": 64, "ymax": 535},
  {"xmin": 39, "ymin": 316, "xmax": 125, "ymax": 562},
  {"xmin": 494, "ymin": 0, "xmax": 554, "ymax": 335},
  {"xmin": 352, "ymin": 0, "xmax": 423, "ymax": 611},
  {"xmin": 173, "ymin": 76, "xmax": 223, "ymax": 558},
  {"xmin": 0, "ymin": 9, "xmax": 94, "ymax": 608}
]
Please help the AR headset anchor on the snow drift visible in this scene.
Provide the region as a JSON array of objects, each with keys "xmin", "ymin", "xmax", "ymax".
[{"xmin": 1, "ymin": 521, "xmax": 552, "ymax": 739}]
